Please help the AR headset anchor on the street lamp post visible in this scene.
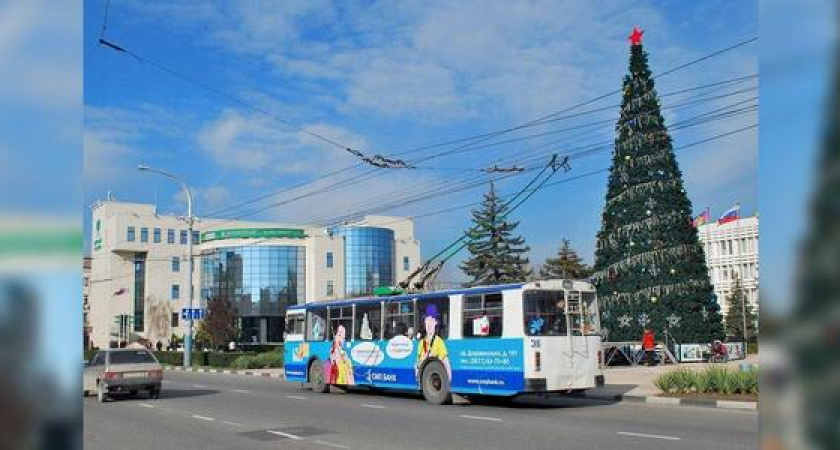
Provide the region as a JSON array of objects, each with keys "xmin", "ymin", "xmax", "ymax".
[{"xmin": 139, "ymin": 165, "xmax": 196, "ymax": 368}]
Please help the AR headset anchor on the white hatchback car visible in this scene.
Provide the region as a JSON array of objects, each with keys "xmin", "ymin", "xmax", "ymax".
[{"xmin": 83, "ymin": 348, "xmax": 163, "ymax": 402}]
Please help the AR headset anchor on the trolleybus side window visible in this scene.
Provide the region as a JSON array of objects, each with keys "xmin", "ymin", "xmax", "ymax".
[
  {"xmin": 355, "ymin": 302, "xmax": 382, "ymax": 340},
  {"xmin": 285, "ymin": 314, "xmax": 305, "ymax": 336},
  {"xmin": 383, "ymin": 300, "xmax": 415, "ymax": 339},
  {"xmin": 306, "ymin": 307, "xmax": 327, "ymax": 341},
  {"xmin": 416, "ymin": 297, "xmax": 449, "ymax": 339},
  {"xmin": 328, "ymin": 306, "xmax": 354, "ymax": 341},
  {"xmin": 523, "ymin": 290, "xmax": 567, "ymax": 336},
  {"xmin": 462, "ymin": 292, "xmax": 503, "ymax": 338}
]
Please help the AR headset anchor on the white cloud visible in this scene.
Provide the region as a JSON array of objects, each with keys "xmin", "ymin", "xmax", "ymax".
[
  {"xmin": 196, "ymin": 109, "xmax": 365, "ymax": 175},
  {"xmin": 172, "ymin": 185, "xmax": 232, "ymax": 213}
]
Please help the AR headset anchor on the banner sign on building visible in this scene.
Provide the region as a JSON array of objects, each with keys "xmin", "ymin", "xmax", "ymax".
[{"xmin": 201, "ymin": 228, "xmax": 307, "ymax": 242}]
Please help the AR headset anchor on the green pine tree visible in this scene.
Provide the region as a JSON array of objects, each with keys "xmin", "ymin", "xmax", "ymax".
[
  {"xmin": 723, "ymin": 274, "xmax": 757, "ymax": 339},
  {"xmin": 540, "ymin": 239, "xmax": 592, "ymax": 279},
  {"xmin": 460, "ymin": 182, "xmax": 531, "ymax": 286},
  {"xmin": 593, "ymin": 29, "xmax": 724, "ymax": 343}
]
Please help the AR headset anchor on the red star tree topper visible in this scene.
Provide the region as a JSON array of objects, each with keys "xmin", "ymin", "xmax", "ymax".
[{"xmin": 628, "ymin": 27, "xmax": 644, "ymax": 46}]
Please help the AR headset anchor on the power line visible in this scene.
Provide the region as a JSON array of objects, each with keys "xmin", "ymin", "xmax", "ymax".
[
  {"xmin": 300, "ymin": 95, "xmax": 757, "ymax": 225},
  {"xmin": 217, "ymin": 78, "xmax": 758, "ymax": 224},
  {"xmin": 206, "ymin": 39, "xmax": 757, "ymax": 219},
  {"xmin": 97, "ymin": 38, "xmax": 412, "ymax": 170}
]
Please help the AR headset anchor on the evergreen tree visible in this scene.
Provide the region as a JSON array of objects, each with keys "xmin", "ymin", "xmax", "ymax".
[
  {"xmin": 593, "ymin": 28, "xmax": 724, "ymax": 343},
  {"xmin": 460, "ymin": 182, "xmax": 531, "ymax": 286},
  {"xmin": 723, "ymin": 274, "xmax": 757, "ymax": 339},
  {"xmin": 540, "ymin": 239, "xmax": 592, "ymax": 279},
  {"xmin": 791, "ymin": 36, "xmax": 840, "ymax": 448}
]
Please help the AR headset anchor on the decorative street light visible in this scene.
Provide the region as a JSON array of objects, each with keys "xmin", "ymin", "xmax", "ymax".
[{"xmin": 139, "ymin": 165, "xmax": 196, "ymax": 368}]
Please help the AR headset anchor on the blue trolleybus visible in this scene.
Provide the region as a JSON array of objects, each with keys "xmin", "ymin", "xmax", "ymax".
[{"xmin": 283, "ymin": 279, "xmax": 603, "ymax": 404}]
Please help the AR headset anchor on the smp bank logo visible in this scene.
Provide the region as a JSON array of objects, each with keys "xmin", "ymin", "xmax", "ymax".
[{"xmin": 93, "ymin": 219, "xmax": 103, "ymax": 251}]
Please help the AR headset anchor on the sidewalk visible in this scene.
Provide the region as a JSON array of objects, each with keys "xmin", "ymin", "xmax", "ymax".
[{"xmin": 586, "ymin": 354, "xmax": 759, "ymax": 410}]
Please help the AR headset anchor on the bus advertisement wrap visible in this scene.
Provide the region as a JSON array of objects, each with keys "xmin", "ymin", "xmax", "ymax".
[{"xmin": 285, "ymin": 337, "xmax": 525, "ymax": 396}]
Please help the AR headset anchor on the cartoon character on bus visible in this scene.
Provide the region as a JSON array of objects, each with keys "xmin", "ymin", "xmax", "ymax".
[
  {"xmin": 329, "ymin": 324, "xmax": 355, "ymax": 385},
  {"xmin": 415, "ymin": 303, "xmax": 451, "ymax": 381}
]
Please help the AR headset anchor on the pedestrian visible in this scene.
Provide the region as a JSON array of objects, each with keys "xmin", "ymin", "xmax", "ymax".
[
  {"xmin": 228, "ymin": 341, "xmax": 235, "ymax": 352},
  {"xmin": 642, "ymin": 329, "xmax": 657, "ymax": 366},
  {"xmin": 156, "ymin": 341, "xmax": 163, "ymax": 352}
]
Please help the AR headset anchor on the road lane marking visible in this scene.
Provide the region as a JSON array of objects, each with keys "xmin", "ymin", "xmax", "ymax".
[
  {"xmin": 192, "ymin": 384, "xmax": 206, "ymax": 388},
  {"xmin": 459, "ymin": 414, "xmax": 503, "ymax": 422},
  {"xmin": 138, "ymin": 403, "xmax": 154, "ymax": 409},
  {"xmin": 617, "ymin": 432, "xmax": 681, "ymax": 441},
  {"xmin": 360, "ymin": 403, "xmax": 386, "ymax": 409},
  {"xmin": 191, "ymin": 415, "xmax": 215, "ymax": 421},
  {"xmin": 221, "ymin": 421, "xmax": 243, "ymax": 427},
  {"xmin": 314, "ymin": 440, "xmax": 350, "ymax": 449},
  {"xmin": 233, "ymin": 389, "xmax": 251, "ymax": 393},
  {"xmin": 267, "ymin": 430, "xmax": 303, "ymax": 440},
  {"xmin": 286, "ymin": 395, "xmax": 308, "ymax": 400}
]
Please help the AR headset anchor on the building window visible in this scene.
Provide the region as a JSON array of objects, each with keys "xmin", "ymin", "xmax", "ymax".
[
  {"xmin": 127, "ymin": 226, "xmax": 136, "ymax": 242},
  {"xmin": 140, "ymin": 227, "xmax": 149, "ymax": 243},
  {"xmin": 133, "ymin": 253, "xmax": 146, "ymax": 332},
  {"xmin": 171, "ymin": 284, "xmax": 180, "ymax": 300},
  {"xmin": 180, "ymin": 230, "xmax": 188, "ymax": 245},
  {"xmin": 153, "ymin": 228, "xmax": 161, "ymax": 243},
  {"xmin": 326, "ymin": 280, "xmax": 334, "ymax": 297},
  {"xmin": 463, "ymin": 293, "xmax": 504, "ymax": 338},
  {"xmin": 200, "ymin": 245, "xmax": 307, "ymax": 318},
  {"xmin": 192, "ymin": 231, "xmax": 200, "ymax": 244},
  {"xmin": 326, "ymin": 252, "xmax": 334, "ymax": 268},
  {"xmin": 171, "ymin": 313, "xmax": 179, "ymax": 328},
  {"xmin": 403, "ymin": 256, "xmax": 410, "ymax": 271},
  {"xmin": 172, "ymin": 256, "xmax": 180, "ymax": 272},
  {"xmin": 167, "ymin": 229, "xmax": 175, "ymax": 244}
]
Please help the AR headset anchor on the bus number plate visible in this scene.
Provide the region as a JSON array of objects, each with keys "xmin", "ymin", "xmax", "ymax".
[{"xmin": 530, "ymin": 339, "xmax": 541, "ymax": 349}]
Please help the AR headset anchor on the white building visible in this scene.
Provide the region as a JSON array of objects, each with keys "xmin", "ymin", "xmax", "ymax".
[
  {"xmin": 696, "ymin": 214, "xmax": 759, "ymax": 317},
  {"xmin": 87, "ymin": 200, "xmax": 421, "ymax": 349}
]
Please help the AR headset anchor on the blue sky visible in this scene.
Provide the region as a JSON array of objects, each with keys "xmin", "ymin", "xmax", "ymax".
[{"xmin": 84, "ymin": 1, "xmax": 760, "ymax": 285}]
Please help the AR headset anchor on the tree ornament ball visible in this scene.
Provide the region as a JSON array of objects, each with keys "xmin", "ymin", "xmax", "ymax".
[
  {"xmin": 670, "ymin": 268, "xmax": 676, "ymax": 274},
  {"xmin": 651, "ymin": 296, "xmax": 658, "ymax": 303},
  {"xmin": 646, "ymin": 209, "xmax": 652, "ymax": 215}
]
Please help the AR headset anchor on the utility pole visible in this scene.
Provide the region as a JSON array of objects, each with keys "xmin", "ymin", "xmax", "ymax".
[{"xmin": 139, "ymin": 165, "xmax": 196, "ymax": 368}]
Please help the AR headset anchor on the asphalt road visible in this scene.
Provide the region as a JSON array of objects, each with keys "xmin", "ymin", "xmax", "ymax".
[{"xmin": 84, "ymin": 371, "xmax": 757, "ymax": 450}]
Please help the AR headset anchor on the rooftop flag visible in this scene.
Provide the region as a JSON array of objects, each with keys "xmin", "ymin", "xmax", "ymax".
[
  {"xmin": 717, "ymin": 204, "xmax": 740, "ymax": 225},
  {"xmin": 692, "ymin": 208, "xmax": 711, "ymax": 227}
]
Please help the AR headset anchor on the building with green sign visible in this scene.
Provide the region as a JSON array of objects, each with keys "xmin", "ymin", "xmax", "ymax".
[{"xmin": 87, "ymin": 200, "xmax": 420, "ymax": 348}]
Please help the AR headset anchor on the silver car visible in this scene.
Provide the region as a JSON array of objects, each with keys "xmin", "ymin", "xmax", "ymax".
[{"xmin": 83, "ymin": 348, "xmax": 163, "ymax": 402}]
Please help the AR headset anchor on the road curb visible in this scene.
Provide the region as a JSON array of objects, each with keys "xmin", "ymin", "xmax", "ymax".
[
  {"xmin": 163, "ymin": 365, "xmax": 286, "ymax": 379},
  {"xmin": 584, "ymin": 392, "xmax": 757, "ymax": 411}
]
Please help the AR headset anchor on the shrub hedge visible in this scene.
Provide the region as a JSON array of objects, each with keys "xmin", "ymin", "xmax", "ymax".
[
  {"xmin": 654, "ymin": 366, "xmax": 759, "ymax": 396},
  {"xmin": 84, "ymin": 348, "xmax": 274, "ymax": 368}
]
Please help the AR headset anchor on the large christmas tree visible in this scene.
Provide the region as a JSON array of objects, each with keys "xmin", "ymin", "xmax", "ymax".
[
  {"xmin": 460, "ymin": 182, "xmax": 531, "ymax": 286},
  {"xmin": 593, "ymin": 28, "xmax": 724, "ymax": 343}
]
